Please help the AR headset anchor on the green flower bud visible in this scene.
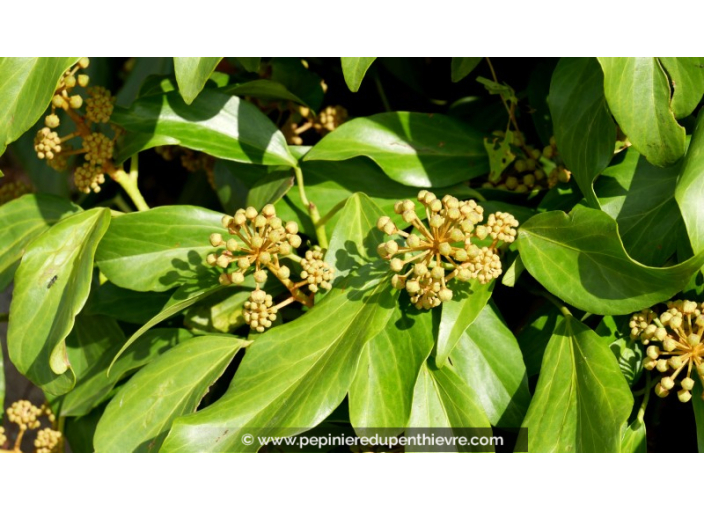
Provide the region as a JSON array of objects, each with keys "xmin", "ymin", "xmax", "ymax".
[
  {"xmin": 431, "ymin": 266, "xmax": 444, "ymax": 279},
  {"xmin": 245, "ymin": 207, "xmax": 258, "ymax": 220},
  {"xmin": 455, "ymin": 249, "xmax": 468, "ymax": 262},
  {"xmin": 438, "ymin": 288, "xmax": 453, "ymax": 302},
  {"xmin": 226, "ymin": 238, "xmax": 239, "ymax": 252},
  {"xmin": 683, "ymin": 300, "xmax": 697, "ymax": 314},
  {"xmin": 251, "ymin": 235, "xmax": 264, "ymax": 249},
  {"xmin": 237, "ymin": 258, "xmax": 251, "ymax": 269},
  {"xmin": 406, "ymin": 280, "xmax": 420, "ymax": 294},
  {"xmin": 438, "ymin": 242, "xmax": 452, "ymax": 256},
  {"xmin": 457, "ymin": 268, "xmax": 472, "ymax": 281},
  {"xmin": 217, "ymin": 255, "xmax": 230, "ymax": 268},
  {"xmin": 656, "ymin": 359, "xmax": 669, "ymax": 372},
  {"xmin": 688, "ymin": 333, "xmax": 701, "ymax": 346},
  {"xmin": 77, "ymin": 74, "xmax": 90, "ymax": 87},
  {"xmin": 661, "ymin": 377, "xmax": 675, "ymax": 390},
  {"xmin": 254, "ymin": 215, "xmax": 267, "ymax": 228},
  {"xmin": 262, "ymin": 204, "xmax": 276, "ymax": 218},
  {"xmin": 206, "ymin": 254, "xmax": 217, "ymax": 266},
  {"xmin": 278, "ymin": 266, "xmax": 291, "ymax": 279},
  {"xmin": 682, "ymin": 377, "xmax": 695, "ymax": 391},
  {"xmin": 643, "ymin": 358, "xmax": 657, "ymax": 371},
  {"xmin": 254, "ymin": 270, "xmax": 267, "ymax": 283},
  {"xmin": 221, "ymin": 215, "xmax": 233, "ymax": 228},
  {"xmin": 288, "ymin": 234, "xmax": 302, "ymax": 248},
  {"xmin": 668, "ymin": 356, "xmax": 683, "ymax": 370},
  {"xmin": 402, "ymin": 210, "xmax": 418, "ymax": 223},
  {"xmin": 654, "ymin": 383, "xmax": 669, "ymax": 398},
  {"xmin": 460, "ymin": 219, "xmax": 475, "ymax": 233},
  {"xmin": 279, "ymin": 243, "xmax": 292, "ymax": 256},
  {"xmin": 429, "ymin": 214, "xmax": 444, "ymax": 228},
  {"xmin": 383, "ymin": 221, "xmax": 397, "ymax": 235},
  {"xmin": 414, "ymin": 263, "xmax": 428, "ymax": 276},
  {"xmin": 45, "ymin": 114, "xmax": 60, "ymax": 128},
  {"xmin": 678, "ymin": 389, "xmax": 692, "ymax": 403},
  {"xmin": 655, "ymin": 327, "xmax": 668, "ymax": 341},
  {"xmin": 407, "ymin": 234, "xmax": 421, "ymax": 249},
  {"xmin": 385, "ymin": 240, "xmax": 399, "ymax": 255},
  {"xmin": 69, "ymin": 95, "xmax": 83, "ymax": 109},
  {"xmin": 285, "ymin": 221, "xmax": 299, "ymax": 234},
  {"xmin": 78, "ymin": 57, "xmax": 90, "ymax": 69},
  {"xmin": 231, "ymin": 272, "xmax": 245, "ymax": 285},
  {"xmin": 417, "ymin": 190, "xmax": 428, "ymax": 202},
  {"xmin": 219, "ymin": 273, "xmax": 232, "ymax": 285},
  {"xmin": 377, "ymin": 243, "xmax": 388, "ymax": 258},
  {"xmin": 259, "ymin": 252, "xmax": 272, "ymax": 264},
  {"xmin": 646, "ymin": 345, "xmax": 660, "ymax": 360},
  {"xmin": 450, "ymin": 228, "xmax": 465, "ymax": 242},
  {"xmin": 377, "ymin": 216, "xmax": 391, "ymax": 231},
  {"xmin": 391, "ymin": 274, "xmax": 406, "ymax": 289},
  {"xmin": 663, "ymin": 338, "xmax": 677, "ymax": 352},
  {"xmin": 210, "ymin": 233, "xmax": 224, "ymax": 247},
  {"xmin": 670, "ymin": 316, "xmax": 683, "ymax": 329}
]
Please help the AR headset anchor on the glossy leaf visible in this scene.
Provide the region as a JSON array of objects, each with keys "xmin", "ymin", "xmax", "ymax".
[
  {"xmin": 304, "ymin": 112, "xmax": 489, "ymax": 188},
  {"xmin": 349, "ymin": 306, "xmax": 434, "ymax": 434},
  {"xmin": 435, "ymin": 280, "xmax": 494, "ymax": 367},
  {"xmin": 596, "ymin": 148, "xmax": 684, "ymax": 266},
  {"xmin": 341, "ymin": 57, "xmax": 376, "ymax": 92},
  {"xmin": 62, "ymin": 326, "xmax": 193, "ymax": 417},
  {"xmin": 518, "ymin": 206, "xmax": 704, "ymax": 315},
  {"xmin": 236, "ymin": 57, "xmax": 261, "ymax": 73},
  {"xmin": 675, "ymin": 112, "xmax": 704, "ymax": 254},
  {"xmin": 521, "ymin": 315, "xmax": 633, "ymax": 452},
  {"xmin": 7, "ymin": 208, "xmax": 111, "ymax": 395},
  {"xmin": 96, "ymin": 206, "xmax": 226, "ymax": 292},
  {"xmin": 598, "ymin": 57, "xmax": 685, "ymax": 167},
  {"xmin": 224, "ymin": 79, "xmax": 307, "ymax": 107},
  {"xmin": 407, "ymin": 360, "xmax": 493, "ymax": 452},
  {"xmin": 0, "ymin": 57, "xmax": 78, "ymax": 157},
  {"xmin": 451, "ymin": 302, "xmax": 531, "ymax": 427},
  {"xmin": 517, "ymin": 303, "xmax": 560, "ymax": 377},
  {"xmin": 83, "ymin": 282, "xmax": 170, "ymax": 324},
  {"xmin": 0, "ymin": 194, "xmax": 80, "ymax": 291},
  {"xmin": 246, "ymin": 170, "xmax": 294, "ymax": 210},
  {"xmin": 115, "ymin": 57, "xmax": 173, "ymax": 107},
  {"xmin": 658, "ymin": 57, "xmax": 704, "ymax": 119},
  {"xmin": 451, "ymin": 57, "xmax": 482, "ymax": 83},
  {"xmin": 270, "ymin": 58, "xmax": 324, "ymax": 112},
  {"xmin": 94, "ymin": 335, "xmax": 245, "ymax": 452},
  {"xmin": 161, "ymin": 272, "xmax": 396, "ymax": 452},
  {"xmin": 111, "ymin": 89, "xmax": 295, "ymax": 167},
  {"xmin": 621, "ymin": 415, "xmax": 647, "ymax": 453},
  {"xmin": 595, "ymin": 315, "xmax": 644, "ymax": 387},
  {"xmin": 548, "ymin": 57, "xmax": 616, "ymax": 207},
  {"xmin": 173, "ymin": 57, "xmax": 223, "ymax": 105}
]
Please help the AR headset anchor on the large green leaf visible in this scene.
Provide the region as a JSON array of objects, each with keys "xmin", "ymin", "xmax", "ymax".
[
  {"xmin": 518, "ymin": 206, "xmax": 704, "ymax": 315},
  {"xmin": 96, "ymin": 206, "xmax": 226, "ymax": 292},
  {"xmin": 675, "ymin": 113, "xmax": 704, "ymax": 254},
  {"xmin": 115, "ymin": 57, "xmax": 173, "ymax": 107},
  {"xmin": 517, "ymin": 303, "xmax": 560, "ymax": 377},
  {"xmin": 451, "ymin": 302, "xmax": 531, "ymax": 428},
  {"xmin": 83, "ymin": 282, "xmax": 170, "ymax": 324},
  {"xmin": 0, "ymin": 57, "xmax": 78, "ymax": 157},
  {"xmin": 621, "ymin": 415, "xmax": 647, "ymax": 453},
  {"xmin": 596, "ymin": 148, "xmax": 684, "ymax": 266},
  {"xmin": 658, "ymin": 57, "xmax": 704, "ymax": 119},
  {"xmin": 407, "ymin": 360, "xmax": 493, "ymax": 452},
  {"xmin": 304, "ymin": 112, "xmax": 489, "ymax": 188},
  {"xmin": 223, "ymin": 80, "xmax": 308, "ymax": 107},
  {"xmin": 341, "ymin": 57, "xmax": 376, "ymax": 92},
  {"xmin": 595, "ymin": 315, "xmax": 644, "ymax": 388},
  {"xmin": 0, "ymin": 194, "xmax": 81, "ymax": 291},
  {"xmin": 451, "ymin": 57, "xmax": 482, "ymax": 83},
  {"xmin": 7, "ymin": 208, "xmax": 111, "ymax": 395},
  {"xmin": 435, "ymin": 280, "xmax": 493, "ymax": 367},
  {"xmin": 246, "ymin": 170, "xmax": 294, "ymax": 210},
  {"xmin": 598, "ymin": 57, "xmax": 686, "ymax": 167},
  {"xmin": 548, "ymin": 57, "xmax": 616, "ymax": 207},
  {"xmin": 111, "ymin": 88, "xmax": 295, "ymax": 167},
  {"xmin": 61, "ymin": 326, "xmax": 192, "ymax": 417},
  {"xmin": 94, "ymin": 335, "xmax": 245, "ymax": 453},
  {"xmin": 349, "ymin": 305, "xmax": 434, "ymax": 434},
  {"xmin": 173, "ymin": 57, "xmax": 223, "ymax": 105},
  {"xmin": 161, "ymin": 271, "xmax": 396, "ymax": 452},
  {"xmin": 521, "ymin": 315, "xmax": 633, "ymax": 452},
  {"xmin": 236, "ymin": 58, "xmax": 261, "ymax": 73}
]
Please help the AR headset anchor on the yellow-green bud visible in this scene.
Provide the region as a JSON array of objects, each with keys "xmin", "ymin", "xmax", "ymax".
[
  {"xmin": 45, "ymin": 114, "xmax": 60, "ymax": 128},
  {"xmin": 668, "ymin": 356, "xmax": 683, "ymax": 370},
  {"xmin": 407, "ymin": 234, "xmax": 421, "ymax": 249},
  {"xmin": 654, "ymin": 383, "xmax": 669, "ymax": 398},
  {"xmin": 289, "ymin": 234, "xmax": 302, "ymax": 248},
  {"xmin": 245, "ymin": 207, "xmax": 257, "ymax": 220},
  {"xmin": 402, "ymin": 210, "xmax": 417, "ymax": 223},
  {"xmin": 688, "ymin": 333, "xmax": 701, "ymax": 346},
  {"xmin": 656, "ymin": 359, "xmax": 669, "ymax": 372},
  {"xmin": 69, "ymin": 95, "xmax": 83, "ymax": 109},
  {"xmin": 385, "ymin": 240, "xmax": 399, "ymax": 255},
  {"xmin": 682, "ymin": 377, "xmax": 695, "ymax": 391},
  {"xmin": 237, "ymin": 258, "xmax": 251, "ymax": 269},
  {"xmin": 221, "ymin": 215, "xmax": 233, "ymax": 228},
  {"xmin": 450, "ymin": 228, "xmax": 464, "ymax": 242},
  {"xmin": 455, "ymin": 249, "xmax": 468, "ymax": 261},
  {"xmin": 406, "ymin": 280, "xmax": 420, "ymax": 293},
  {"xmin": 78, "ymin": 74, "xmax": 90, "ymax": 87},
  {"xmin": 78, "ymin": 57, "xmax": 90, "ymax": 69},
  {"xmin": 646, "ymin": 345, "xmax": 660, "ymax": 360},
  {"xmin": 259, "ymin": 252, "xmax": 272, "ymax": 264},
  {"xmin": 226, "ymin": 238, "xmax": 239, "ymax": 252},
  {"xmin": 278, "ymin": 266, "xmax": 291, "ymax": 279},
  {"xmin": 219, "ymin": 273, "xmax": 232, "ymax": 285},
  {"xmin": 390, "ymin": 258, "xmax": 405, "ymax": 272},
  {"xmin": 251, "ymin": 236, "xmax": 264, "ymax": 249},
  {"xmin": 254, "ymin": 270, "xmax": 267, "ymax": 283},
  {"xmin": 217, "ymin": 255, "xmax": 230, "ymax": 268},
  {"xmin": 414, "ymin": 263, "xmax": 428, "ymax": 276},
  {"xmin": 377, "ymin": 243, "xmax": 388, "ymax": 258},
  {"xmin": 262, "ymin": 204, "xmax": 276, "ymax": 217},
  {"xmin": 377, "ymin": 216, "xmax": 391, "ymax": 231},
  {"xmin": 429, "ymin": 214, "xmax": 444, "ymax": 228},
  {"xmin": 285, "ymin": 221, "xmax": 298, "ymax": 234},
  {"xmin": 438, "ymin": 288, "xmax": 453, "ymax": 302},
  {"xmin": 234, "ymin": 212, "xmax": 246, "ymax": 226},
  {"xmin": 431, "ymin": 266, "xmax": 444, "ymax": 279},
  {"xmin": 678, "ymin": 389, "xmax": 692, "ymax": 403},
  {"xmin": 438, "ymin": 242, "xmax": 452, "ymax": 256},
  {"xmin": 391, "ymin": 274, "xmax": 405, "ymax": 289},
  {"xmin": 231, "ymin": 272, "xmax": 245, "ymax": 284},
  {"xmin": 475, "ymin": 225, "xmax": 488, "ymax": 240},
  {"xmin": 383, "ymin": 221, "xmax": 396, "ymax": 235},
  {"xmin": 661, "ymin": 377, "xmax": 675, "ymax": 390},
  {"xmin": 206, "ymin": 254, "xmax": 217, "ymax": 266},
  {"xmin": 254, "ymin": 215, "xmax": 267, "ymax": 228},
  {"xmin": 655, "ymin": 327, "xmax": 668, "ymax": 341},
  {"xmin": 670, "ymin": 316, "xmax": 683, "ymax": 329},
  {"xmin": 514, "ymin": 159, "xmax": 527, "ymax": 172},
  {"xmin": 663, "ymin": 338, "xmax": 677, "ymax": 352}
]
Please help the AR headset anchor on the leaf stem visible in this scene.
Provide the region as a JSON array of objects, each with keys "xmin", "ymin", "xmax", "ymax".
[
  {"xmin": 317, "ymin": 198, "xmax": 348, "ymax": 227},
  {"xmin": 112, "ymin": 156, "xmax": 149, "ymax": 212},
  {"xmin": 374, "ymin": 72, "xmax": 392, "ymax": 112},
  {"xmin": 293, "ymin": 165, "xmax": 328, "ymax": 249}
]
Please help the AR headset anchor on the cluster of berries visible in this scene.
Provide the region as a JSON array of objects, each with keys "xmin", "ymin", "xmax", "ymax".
[
  {"xmin": 629, "ymin": 300, "xmax": 704, "ymax": 403},
  {"xmin": 0, "ymin": 400, "xmax": 61, "ymax": 453},
  {"xmin": 282, "ymin": 105, "xmax": 348, "ymax": 145},
  {"xmin": 376, "ymin": 191, "xmax": 518, "ymax": 309},
  {"xmin": 480, "ymin": 133, "xmax": 571, "ymax": 193},
  {"xmin": 33, "ymin": 58, "xmax": 117, "ymax": 193},
  {"xmin": 207, "ymin": 203, "xmax": 334, "ymax": 333}
]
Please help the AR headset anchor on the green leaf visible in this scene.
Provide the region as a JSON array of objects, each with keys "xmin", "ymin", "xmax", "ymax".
[
  {"xmin": 94, "ymin": 335, "xmax": 245, "ymax": 452},
  {"xmin": 223, "ymin": 79, "xmax": 308, "ymax": 107},
  {"xmin": 407, "ymin": 360, "xmax": 493, "ymax": 452},
  {"xmin": 676, "ymin": 113, "xmax": 704, "ymax": 254},
  {"xmin": 436, "ymin": 280, "xmax": 493, "ymax": 367},
  {"xmin": 62, "ymin": 326, "xmax": 193, "ymax": 417},
  {"xmin": 596, "ymin": 148, "xmax": 684, "ymax": 266},
  {"xmin": 115, "ymin": 57, "xmax": 173, "ymax": 107},
  {"xmin": 349, "ymin": 305, "xmax": 434, "ymax": 434},
  {"xmin": 9, "ymin": 126, "xmax": 71, "ymax": 197},
  {"xmin": 236, "ymin": 58, "xmax": 261, "ymax": 73},
  {"xmin": 83, "ymin": 282, "xmax": 170, "ymax": 324},
  {"xmin": 161, "ymin": 272, "xmax": 397, "ymax": 452},
  {"xmin": 517, "ymin": 303, "xmax": 559, "ymax": 377},
  {"xmin": 304, "ymin": 112, "xmax": 489, "ymax": 188},
  {"xmin": 270, "ymin": 58, "xmax": 324, "ymax": 112},
  {"xmin": 451, "ymin": 302, "xmax": 531, "ymax": 427},
  {"xmin": 0, "ymin": 194, "xmax": 81, "ymax": 291},
  {"xmin": 246, "ymin": 170, "xmax": 294, "ymax": 210},
  {"xmin": 0, "ymin": 57, "xmax": 78, "ymax": 157},
  {"xmin": 549, "ymin": 57, "xmax": 616, "ymax": 207},
  {"xmin": 341, "ymin": 57, "xmax": 376, "ymax": 92},
  {"xmin": 173, "ymin": 57, "xmax": 223, "ymax": 105},
  {"xmin": 521, "ymin": 315, "xmax": 633, "ymax": 452},
  {"xmin": 518, "ymin": 206, "xmax": 704, "ymax": 315},
  {"xmin": 111, "ymin": 89, "xmax": 295, "ymax": 167},
  {"xmin": 0, "ymin": 339, "xmax": 4, "ymax": 420},
  {"xmin": 7, "ymin": 208, "xmax": 111, "ymax": 395},
  {"xmin": 595, "ymin": 315, "xmax": 644, "ymax": 387},
  {"xmin": 451, "ymin": 57, "xmax": 482, "ymax": 83},
  {"xmin": 96, "ymin": 206, "xmax": 226, "ymax": 292},
  {"xmin": 658, "ymin": 57, "xmax": 704, "ymax": 119},
  {"xmin": 621, "ymin": 415, "xmax": 647, "ymax": 453},
  {"xmin": 693, "ymin": 378, "xmax": 704, "ymax": 452},
  {"xmin": 598, "ymin": 57, "xmax": 686, "ymax": 167}
]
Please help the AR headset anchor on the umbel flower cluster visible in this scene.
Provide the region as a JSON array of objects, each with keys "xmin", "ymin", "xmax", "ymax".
[
  {"xmin": 376, "ymin": 191, "xmax": 518, "ymax": 309},
  {"xmin": 629, "ymin": 300, "xmax": 704, "ymax": 403},
  {"xmin": 0, "ymin": 400, "xmax": 62, "ymax": 453},
  {"xmin": 33, "ymin": 57, "xmax": 118, "ymax": 193},
  {"xmin": 207, "ymin": 204, "xmax": 334, "ymax": 333}
]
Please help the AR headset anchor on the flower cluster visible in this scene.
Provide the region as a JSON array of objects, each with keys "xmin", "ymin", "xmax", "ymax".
[
  {"xmin": 0, "ymin": 180, "xmax": 32, "ymax": 205},
  {"xmin": 376, "ymin": 191, "xmax": 518, "ymax": 309},
  {"xmin": 33, "ymin": 57, "xmax": 118, "ymax": 194},
  {"xmin": 480, "ymin": 133, "xmax": 571, "ymax": 192},
  {"xmin": 283, "ymin": 104, "xmax": 348, "ymax": 145},
  {"xmin": 207, "ymin": 203, "xmax": 334, "ymax": 333},
  {"xmin": 1, "ymin": 400, "xmax": 61, "ymax": 453},
  {"xmin": 629, "ymin": 300, "xmax": 704, "ymax": 403}
]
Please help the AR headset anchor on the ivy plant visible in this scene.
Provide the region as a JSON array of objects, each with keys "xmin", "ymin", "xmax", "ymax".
[{"xmin": 1, "ymin": 56, "xmax": 704, "ymax": 453}]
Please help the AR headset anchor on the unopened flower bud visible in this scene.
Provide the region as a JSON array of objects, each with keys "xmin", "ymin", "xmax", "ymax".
[
  {"xmin": 682, "ymin": 377, "xmax": 695, "ymax": 391},
  {"xmin": 646, "ymin": 346, "xmax": 660, "ymax": 360},
  {"xmin": 262, "ymin": 204, "xmax": 276, "ymax": 217},
  {"xmin": 661, "ymin": 377, "xmax": 675, "ymax": 390},
  {"xmin": 438, "ymin": 288, "xmax": 453, "ymax": 302},
  {"xmin": 288, "ymin": 234, "xmax": 302, "ymax": 248},
  {"xmin": 390, "ymin": 258, "xmax": 405, "ymax": 272},
  {"xmin": 654, "ymin": 383, "xmax": 669, "ymax": 398},
  {"xmin": 221, "ymin": 215, "xmax": 233, "ymax": 228},
  {"xmin": 254, "ymin": 270, "xmax": 267, "ymax": 283},
  {"xmin": 678, "ymin": 389, "xmax": 692, "ymax": 403},
  {"xmin": 210, "ymin": 233, "xmax": 224, "ymax": 247}
]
